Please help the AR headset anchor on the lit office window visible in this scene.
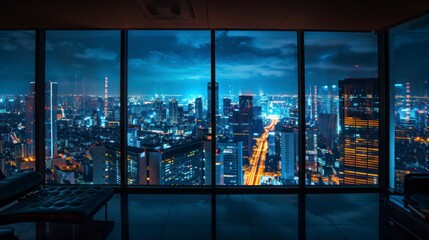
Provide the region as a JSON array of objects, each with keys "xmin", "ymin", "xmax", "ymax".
[
  {"xmin": 389, "ymin": 14, "xmax": 429, "ymax": 192},
  {"xmin": 45, "ymin": 31, "xmax": 121, "ymax": 184},
  {"xmin": 304, "ymin": 32, "xmax": 379, "ymax": 186},
  {"xmin": 0, "ymin": 31, "xmax": 35, "ymax": 177},
  {"xmin": 216, "ymin": 31, "xmax": 298, "ymax": 186},
  {"xmin": 128, "ymin": 30, "xmax": 211, "ymax": 185}
]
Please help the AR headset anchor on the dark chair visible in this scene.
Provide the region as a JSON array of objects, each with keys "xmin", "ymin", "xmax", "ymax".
[
  {"xmin": 0, "ymin": 171, "xmax": 114, "ymax": 239},
  {"xmin": 386, "ymin": 173, "xmax": 429, "ymax": 240}
]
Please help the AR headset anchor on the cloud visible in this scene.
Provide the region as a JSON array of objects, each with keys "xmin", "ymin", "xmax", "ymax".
[
  {"xmin": 0, "ymin": 31, "xmax": 35, "ymax": 51},
  {"xmin": 0, "ymin": 41, "xmax": 18, "ymax": 51},
  {"xmin": 225, "ymin": 31, "xmax": 297, "ymax": 50},
  {"xmin": 75, "ymin": 47, "xmax": 117, "ymax": 61},
  {"xmin": 176, "ymin": 31, "xmax": 210, "ymax": 48}
]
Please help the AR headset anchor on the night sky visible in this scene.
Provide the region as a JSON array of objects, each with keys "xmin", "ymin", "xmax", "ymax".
[{"xmin": 0, "ymin": 23, "xmax": 428, "ymax": 97}]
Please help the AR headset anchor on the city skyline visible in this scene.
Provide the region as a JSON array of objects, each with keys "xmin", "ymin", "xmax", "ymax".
[
  {"xmin": 0, "ymin": 30, "xmax": 397, "ymax": 96},
  {"xmin": 1, "ymin": 29, "xmax": 428, "ymax": 189}
]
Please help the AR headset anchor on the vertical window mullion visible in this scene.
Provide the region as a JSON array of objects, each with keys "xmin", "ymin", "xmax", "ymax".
[
  {"xmin": 120, "ymin": 30, "xmax": 128, "ymax": 188},
  {"xmin": 378, "ymin": 31, "xmax": 389, "ymax": 191},
  {"xmin": 35, "ymin": 30, "xmax": 46, "ymax": 176},
  {"xmin": 298, "ymin": 31, "xmax": 306, "ymax": 189}
]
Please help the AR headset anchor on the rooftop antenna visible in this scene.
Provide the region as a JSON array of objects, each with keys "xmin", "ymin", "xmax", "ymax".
[
  {"xmin": 354, "ymin": 64, "xmax": 359, "ymax": 77},
  {"xmin": 74, "ymin": 74, "xmax": 77, "ymax": 96}
]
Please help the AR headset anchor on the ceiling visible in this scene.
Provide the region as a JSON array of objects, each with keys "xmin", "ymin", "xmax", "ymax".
[{"xmin": 0, "ymin": 0, "xmax": 428, "ymax": 31}]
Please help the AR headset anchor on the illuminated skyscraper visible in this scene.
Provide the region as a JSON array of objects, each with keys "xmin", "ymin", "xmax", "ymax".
[
  {"xmin": 231, "ymin": 95, "xmax": 253, "ymax": 165},
  {"xmin": 168, "ymin": 98, "xmax": 178, "ymax": 124},
  {"xmin": 45, "ymin": 81, "xmax": 58, "ymax": 159},
  {"xmin": 25, "ymin": 82, "xmax": 35, "ymax": 156},
  {"xmin": 339, "ymin": 78, "xmax": 379, "ymax": 185},
  {"xmin": 104, "ymin": 77, "xmax": 109, "ymax": 119},
  {"xmin": 318, "ymin": 113, "xmax": 337, "ymax": 150},
  {"xmin": 195, "ymin": 97, "xmax": 203, "ymax": 121},
  {"xmin": 223, "ymin": 98, "xmax": 231, "ymax": 117},
  {"xmin": 281, "ymin": 128, "xmax": 297, "ymax": 182},
  {"xmin": 154, "ymin": 99, "xmax": 166, "ymax": 122},
  {"xmin": 218, "ymin": 141, "xmax": 243, "ymax": 185},
  {"xmin": 140, "ymin": 141, "xmax": 205, "ymax": 185}
]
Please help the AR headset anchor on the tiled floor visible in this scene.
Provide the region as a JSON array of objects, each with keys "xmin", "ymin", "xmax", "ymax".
[{"xmin": 2, "ymin": 193, "xmax": 419, "ymax": 239}]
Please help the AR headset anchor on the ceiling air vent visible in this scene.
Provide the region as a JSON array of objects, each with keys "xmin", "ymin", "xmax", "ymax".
[{"xmin": 136, "ymin": 0, "xmax": 195, "ymax": 20}]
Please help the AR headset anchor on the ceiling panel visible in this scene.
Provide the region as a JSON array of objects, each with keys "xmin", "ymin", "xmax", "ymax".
[{"xmin": 0, "ymin": 0, "xmax": 427, "ymax": 31}]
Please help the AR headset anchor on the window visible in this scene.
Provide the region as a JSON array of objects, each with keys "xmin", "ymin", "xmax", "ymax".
[
  {"xmin": 127, "ymin": 30, "xmax": 211, "ymax": 185},
  {"xmin": 304, "ymin": 32, "xmax": 379, "ymax": 185},
  {"xmin": 216, "ymin": 31, "xmax": 298, "ymax": 186},
  {"xmin": 0, "ymin": 31, "xmax": 35, "ymax": 177},
  {"xmin": 389, "ymin": 14, "xmax": 429, "ymax": 191},
  {"xmin": 45, "ymin": 31, "xmax": 121, "ymax": 184}
]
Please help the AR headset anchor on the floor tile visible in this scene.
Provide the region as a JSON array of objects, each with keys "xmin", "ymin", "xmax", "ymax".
[
  {"xmin": 336, "ymin": 224, "xmax": 379, "ymax": 240},
  {"xmin": 306, "ymin": 200, "xmax": 331, "ymax": 225},
  {"xmin": 128, "ymin": 194, "xmax": 176, "ymax": 203},
  {"xmin": 252, "ymin": 224, "xmax": 298, "ymax": 240},
  {"xmin": 128, "ymin": 201, "xmax": 172, "ymax": 224},
  {"xmin": 161, "ymin": 224, "xmax": 211, "ymax": 240},
  {"xmin": 173, "ymin": 194, "xmax": 211, "ymax": 202},
  {"xmin": 306, "ymin": 225, "xmax": 346, "ymax": 240},
  {"xmin": 245, "ymin": 201, "xmax": 298, "ymax": 225},
  {"xmin": 314, "ymin": 200, "xmax": 379, "ymax": 225},
  {"xmin": 243, "ymin": 194, "xmax": 298, "ymax": 203},
  {"xmin": 217, "ymin": 225, "xmax": 253, "ymax": 240},
  {"xmin": 129, "ymin": 224, "xmax": 163, "ymax": 240},
  {"xmin": 216, "ymin": 194, "xmax": 244, "ymax": 203},
  {"xmin": 166, "ymin": 201, "xmax": 211, "ymax": 224},
  {"xmin": 216, "ymin": 203, "xmax": 250, "ymax": 224},
  {"xmin": 106, "ymin": 223, "xmax": 121, "ymax": 240}
]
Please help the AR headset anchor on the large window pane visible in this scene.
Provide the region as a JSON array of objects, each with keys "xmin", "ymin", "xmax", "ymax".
[
  {"xmin": 216, "ymin": 31, "xmax": 298, "ymax": 186},
  {"xmin": 45, "ymin": 30, "xmax": 121, "ymax": 184},
  {"xmin": 0, "ymin": 31, "xmax": 35, "ymax": 176},
  {"xmin": 390, "ymin": 14, "xmax": 429, "ymax": 191},
  {"xmin": 128, "ymin": 30, "xmax": 211, "ymax": 185},
  {"xmin": 304, "ymin": 32, "xmax": 379, "ymax": 185}
]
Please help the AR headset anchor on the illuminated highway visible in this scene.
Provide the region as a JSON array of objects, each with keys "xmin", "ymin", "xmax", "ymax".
[{"xmin": 245, "ymin": 118, "xmax": 278, "ymax": 185}]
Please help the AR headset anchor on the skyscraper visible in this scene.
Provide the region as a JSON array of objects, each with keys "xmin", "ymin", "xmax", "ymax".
[
  {"xmin": 195, "ymin": 97, "xmax": 203, "ymax": 121},
  {"xmin": 218, "ymin": 141, "xmax": 243, "ymax": 185},
  {"xmin": 154, "ymin": 99, "xmax": 166, "ymax": 122},
  {"xmin": 231, "ymin": 95, "xmax": 254, "ymax": 165},
  {"xmin": 318, "ymin": 113, "xmax": 337, "ymax": 150},
  {"xmin": 339, "ymin": 78, "xmax": 379, "ymax": 185},
  {"xmin": 281, "ymin": 128, "xmax": 297, "ymax": 182},
  {"xmin": 104, "ymin": 77, "xmax": 109, "ymax": 119},
  {"xmin": 223, "ymin": 98, "xmax": 232, "ymax": 117},
  {"xmin": 46, "ymin": 81, "xmax": 58, "ymax": 159},
  {"xmin": 168, "ymin": 98, "xmax": 178, "ymax": 124},
  {"xmin": 25, "ymin": 82, "xmax": 35, "ymax": 156},
  {"xmin": 140, "ymin": 141, "xmax": 205, "ymax": 185}
]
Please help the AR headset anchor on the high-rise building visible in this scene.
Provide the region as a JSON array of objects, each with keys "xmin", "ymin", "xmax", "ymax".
[
  {"xmin": 218, "ymin": 141, "xmax": 243, "ymax": 185},
  {"xmin": 46, "ymin": 81, "xmax": 58, "ymax": 159},
  {"xmin": 223, "ymin": 98, "xmax": 232, "ymax": 117},
  {"xmin": 230, "ymin": 95, "xmax": 254, "ymax": 165},
  {"xmin": 168, "ymin": 98, "xmax": 178, "ymax": 124},
  {"xmin": 25, "ymin": 82, "xmax": 35, "ymax": 156},
  {"xmin": 207, "ymin": 82, "xmax": 218, "ymax": 124},
  {"xmin": 154, "ymin": 99, "xmax": 166, "ymax": 122},
  {"xmin": 338, "ymin": 78, "xmax": 379, "ymax": 185},
  {"xmin": 195, "ymin": 97, "xmax": 203, "ymax": 121},
  {"xmin": 140, "ymin": 141, "xmax": 205, "ymax": 185},
  {"xmin": 318, "ymin": 113, "xmax": 337, "ymax": 150},
  {"xmin": 104, "ymin": 77, "xmax": 109, "ymax": 119},
  {"xmin": 280, "ymin": 128, "xmax": 297, "ymax": 182}
]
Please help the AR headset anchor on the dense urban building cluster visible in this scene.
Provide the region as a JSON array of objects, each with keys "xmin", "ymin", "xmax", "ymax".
[{"xmin": 0, "ymin": 27, "xmax": 427, "ymax": 190}]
